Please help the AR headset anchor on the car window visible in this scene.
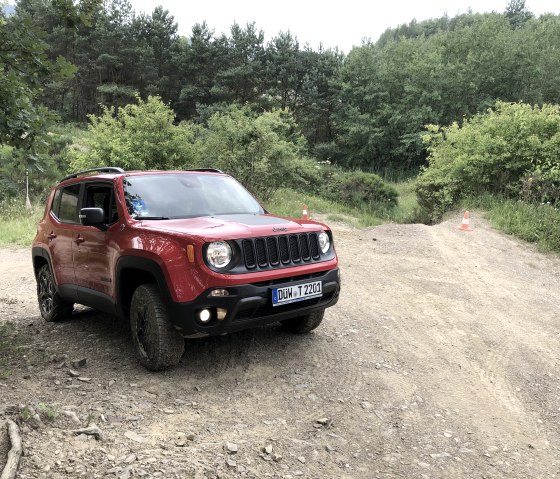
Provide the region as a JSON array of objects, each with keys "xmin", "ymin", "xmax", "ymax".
[
  {"xmin": 84, "ymin": 184, "xmax": 119, "ymax": 224},
  {"xmin": 50, "ymin": 188, "xmax": 62, "ymax": 218},
  {"xmin": 123, "ymin": 174, "xmax": 263, "ymax": 219},
  {"xmin": 58, "ymin": 184, "xmax": 81, "ymax": 223}
]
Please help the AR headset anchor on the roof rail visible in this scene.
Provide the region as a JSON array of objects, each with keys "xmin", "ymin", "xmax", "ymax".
[
  {"xmin": 60, "ymin": 167, "xmax": 126, "ymax": 182},
  {"xmin": 186, "ymin": 168, "xmax": 224, "ymax": 174}
]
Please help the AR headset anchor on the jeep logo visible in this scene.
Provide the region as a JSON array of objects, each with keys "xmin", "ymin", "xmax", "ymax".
[{"xmin": 273, "ymin": 227, "xmax": 288, "ymax": 232}]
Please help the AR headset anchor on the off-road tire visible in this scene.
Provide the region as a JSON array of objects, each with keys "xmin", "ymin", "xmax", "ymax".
[
  {"xmin": 36, "ymin": 264, "xmax": 73, "ymax": 322},
  {"xmin": 281, "ymin": 309, "xmax": 325, "ymax": 334},
  {"xmin": 130, "ymin": 284, "xmax": 185, "ymax": 371}
]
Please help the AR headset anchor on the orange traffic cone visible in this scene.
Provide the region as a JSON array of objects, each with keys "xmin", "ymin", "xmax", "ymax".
[
  {"xmin": 302, "ymin": 204, "xmax": 310, "ymax": 220},
  {"xmin": 458, "ymin": 211, "xmax": 473, "ymax": 231}
]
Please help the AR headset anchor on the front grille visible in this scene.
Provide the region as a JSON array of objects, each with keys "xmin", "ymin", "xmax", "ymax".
[
  {"xmin": 266, "ymin": 237, "xmax": 279, "ymax": 265},
  {"xmin": 241, "ymin": 233, "xmax": 322, "ymax": 271},
  {"xmin": 243, "ymin": 240, "xmax": 256, "ymax": 269},
  {"xmin": 255, "ymin": 238, "xmax": 267, "ymax": 267},
  {"xmin": 278, "ymin": 236, "xmax": 290, "ymax": 264}
]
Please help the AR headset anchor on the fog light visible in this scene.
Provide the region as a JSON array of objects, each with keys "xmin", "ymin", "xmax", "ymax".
[
  {"xmin": 217, "ymin": 308, "xmax": 227, "ymax": 321},
  {"xmin": 209, "ymin": 289, "xmax": 230, "ymax": 297},
  {"xmin": 198, "ymin": 308, "xmax": 212, "ymax": 324}
]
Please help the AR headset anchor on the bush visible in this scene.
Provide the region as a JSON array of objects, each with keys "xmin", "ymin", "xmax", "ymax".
[
  {"xmin": 521, "ymin": 170, "xmax": 560, "ymax": 205},
  {"xmin": 193, "ymin": 105, "xmax": 317, "ymax": 201},
  {"xmin": 334, "ymin": 171, "xmax": 398, "ymax": 208},
  {"xmin": 67, "ymin": 100, "xmax": 318, "ymax": 202},
  {"xmin": 417, "ymin": 102, "xmax": 560, "ymax": 219}
]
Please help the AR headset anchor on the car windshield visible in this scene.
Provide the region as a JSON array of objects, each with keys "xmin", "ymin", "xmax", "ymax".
[{"xmin": 123, "ymin": 173, "xmax": 264, "ymax": 219}]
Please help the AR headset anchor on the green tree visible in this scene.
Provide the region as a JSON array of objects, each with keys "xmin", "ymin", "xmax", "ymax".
[
  {"xmin": 213, "ymin": 22, "xmax": 266, "ymax": 104},
  {"xmin": 264, "ymin": 31, "xmax": 303, "ymax": 110},
  {"xmin": 69, "ymin": 96, "xmax": 198, "ymax": 171},
  {"xmin": 505, "ymin": 0, "xmax": 533, "ymax": 28},
  {"xmin": 296, "ymin": 47, "xmax": 343, "ymax": 150},
  {"xmin": 131, "ymin": 6, "xmax": 181, "ymax": 102},
  {"xmin": 194, "ymin": 105, "xmax": 315, "ymax": 200},
  {"xmin": 176, "ymin": 22, "xmax": 223, "ymax": 119},
  {"xmin": 0, "ymin": 9, "xmax": 74, "ymax": 149}
]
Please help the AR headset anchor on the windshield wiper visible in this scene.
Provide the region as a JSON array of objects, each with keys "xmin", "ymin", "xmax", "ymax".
[{"xmin": 136, "ymin": 216, "xmax": 170, "ymax": 220}]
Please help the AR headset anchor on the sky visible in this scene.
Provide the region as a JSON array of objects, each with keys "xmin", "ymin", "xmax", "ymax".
[{"xmin": 127, "ymin": 0, "xmax": 560, "ymax": 53}]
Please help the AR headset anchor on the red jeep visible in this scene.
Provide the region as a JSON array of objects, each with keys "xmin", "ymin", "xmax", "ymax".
[{"xmin": 32, "ymin": 168, "xmax": 340, "ymax": 370}]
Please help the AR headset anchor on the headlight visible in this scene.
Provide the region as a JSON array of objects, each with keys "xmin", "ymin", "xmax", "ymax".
[
  {"xmin": 318, "ymin": 231, "xmax": 330, "ymax": 254},
  {"xmin": 206, "ymin": 241, "xmax": 232, "ymax": 269}
]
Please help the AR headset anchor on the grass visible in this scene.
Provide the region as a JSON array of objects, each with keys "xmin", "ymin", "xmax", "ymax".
[
  {"xmin": 265, "ymin": 179, "xmax": 425, "ymax": 227},
  {"xmin": 37, "ymin": 402, "xmax": 58, "ymax": 421},
  {"xmin": 463, "ymin": 194, "xmax": 560, "ymax": 253},
  {"xmin": 0, "ymin": 198, "xmax": 43, "ymax": 247},
  {"xmin": 267, "ymin": 185, "xmax": 560, "ymax": 255}
]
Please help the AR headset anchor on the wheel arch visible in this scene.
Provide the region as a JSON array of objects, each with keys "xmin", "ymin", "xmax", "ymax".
[
  {"xmin": 115, "ymin": 256, "xmax": 173, "ymax": 319},
  {"xmin": 32, "ymin": 247, "xmax": 52, "ymax": 278}
]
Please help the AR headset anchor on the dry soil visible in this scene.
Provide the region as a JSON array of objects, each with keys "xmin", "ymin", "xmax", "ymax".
[{"xmin": 1, "ymin": 213, "xmax": 560, "ymax": 479}]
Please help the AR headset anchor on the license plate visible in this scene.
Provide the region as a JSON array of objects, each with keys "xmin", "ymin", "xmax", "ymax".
[{"xmin": 272, "ymin": 281, "xmax": 322, "ymax": 307}]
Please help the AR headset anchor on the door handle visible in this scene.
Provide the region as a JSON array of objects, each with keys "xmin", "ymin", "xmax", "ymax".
[
  {"xmin": 74, "ymin": 235, "xmax": 85, "ymax": 244},
  {"xmin": 47, "ymin": 232, "xmax": 56, "ymax": 240}
]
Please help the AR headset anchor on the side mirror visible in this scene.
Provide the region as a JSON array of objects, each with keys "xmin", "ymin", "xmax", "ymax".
[{"xmin": 79, "ymin": 207, "xmax": 105, "ymax": 226}]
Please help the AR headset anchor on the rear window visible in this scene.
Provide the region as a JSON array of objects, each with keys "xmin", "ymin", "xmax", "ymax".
[
  {"xmin": 123, "ymin": 174, "xmax": 264, "ymax": 219},
  {"xmin": 57, "ymin": 184, "xmax": 81, "ymax": 223},
  {"xmin": 51, "ymin": 188, "xmax": 62, "ymax": 217}
]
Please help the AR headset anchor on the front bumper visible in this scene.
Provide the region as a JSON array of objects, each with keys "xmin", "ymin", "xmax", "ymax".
[{"xmin": 167, "ymin": 268, "xmax": 340, "ymax": 336}]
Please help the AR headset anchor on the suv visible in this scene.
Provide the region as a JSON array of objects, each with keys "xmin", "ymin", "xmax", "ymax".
[{"xmin": 32, "ymin": 168, "xmax": 340, "ymax": 370}]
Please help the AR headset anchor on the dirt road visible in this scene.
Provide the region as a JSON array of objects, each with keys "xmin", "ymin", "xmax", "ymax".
[{"xmin": 1, "ymin": 214, "xmax": 560, "ymax": 479}]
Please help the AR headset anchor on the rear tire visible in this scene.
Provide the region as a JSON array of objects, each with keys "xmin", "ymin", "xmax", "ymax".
[
  {"xmin": 130, "ymin": 284, "xmax": 185, "ymax": 371},
  {"xmin": 281, "ymin": 309, "xmax": 324, "ymax": 334},
  {"xmin": 36, "ymin": 264, "xmax": 73, "ymax": 322}
]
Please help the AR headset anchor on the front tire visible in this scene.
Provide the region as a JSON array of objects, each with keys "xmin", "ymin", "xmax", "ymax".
[
  {"xmin": 36, "ymin": 264, "xmax": 73, "ymax": 322},
  {"xmin": 281, "ymin": 309, "xmax": 324, "ymax": 334},
  {"xmin": 130, "ymin": 284, "xmax": 185, "ymax": 371}
]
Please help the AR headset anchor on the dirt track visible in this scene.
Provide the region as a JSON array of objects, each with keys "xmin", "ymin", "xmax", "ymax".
[{"xmin": 1, "ymin": 213, "xmax": 560, "ymax": 479}]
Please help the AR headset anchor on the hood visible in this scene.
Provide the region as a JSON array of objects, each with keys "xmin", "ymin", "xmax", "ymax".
[{"xmin": 134, "ymin": 213, "xmax": 326, "ymax": 240}]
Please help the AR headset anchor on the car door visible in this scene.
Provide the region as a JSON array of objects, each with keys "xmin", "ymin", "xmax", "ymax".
[
  {"xmin": 47, "ymin": 183, "xmax": 82, "ymax": 298},
  {"xmin": 72, "ymin": 181, "xmax": 120, "ymax": 300}
]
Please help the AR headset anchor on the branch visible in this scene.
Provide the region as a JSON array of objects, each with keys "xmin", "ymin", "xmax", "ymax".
[{"xmin": 0, "ymin": 420, "xmax": 22, "ymax": 479}]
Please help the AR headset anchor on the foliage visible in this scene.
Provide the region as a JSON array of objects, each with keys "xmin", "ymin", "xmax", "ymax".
[
  {"xmin": 0, "ymin": 123, "xmax": 75, "ymax": 202},
  {"xmin": 193, "ymin": 105, "xmax": 316, "ymax": 201},
  {"xmin": 328, "ymin": 171, "xmax": 398, "ymax": 209},
  {"xmin": 335, "ymin": 10, "xmax": 560, "ymax": 171},
  {"xmin": 0, "ymin": 0, "xmax": 103, "ymax": 193},
  {"xmin": 505, "ymin": 0, "xmax": 533, "ymax": 28},
  {"xmin": 37, "ymin": 402, "xmax": 57, "ymax": 421},
  {"xmin": 68, "ymin": 96, "xmax": 198, "ymax": 171},
  {"xmin": 12, "ymin": 0, "xmax": 560, "ymax": 174},
  {"xmin": 334, "ymin": 35, "xmax": 443, "ymax": 170},
  {"xmin": 0, "ymin": 10, "xmax": 74, "ymax": 150},
  {"xmin": 15, "ymin": 0, "xmax": 342, "ymax": 153},
  {"xmin": 68, "ymin": 98, "xmax": 319, "ymax": 201},
  {"xmin": 417, "ymin": 102, "xmax": 560, "ymax": 219},
  {"xmin": 6, "ymin": 0, "xmax": 560, "ymax": 225}
]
